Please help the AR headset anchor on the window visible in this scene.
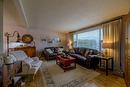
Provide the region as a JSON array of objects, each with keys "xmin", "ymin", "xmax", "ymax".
[{"xmin": 73, "ymin": 28, "xmax": 102, "ymax": 50}]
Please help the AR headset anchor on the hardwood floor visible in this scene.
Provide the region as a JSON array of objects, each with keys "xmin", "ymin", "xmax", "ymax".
[
  {"xmin": 85, "ymin": 71, "xmax": 126, "ymax": 87},
  {"xmin": 24, "ymin": 65, "xmax": 126, "ymax": 87}
]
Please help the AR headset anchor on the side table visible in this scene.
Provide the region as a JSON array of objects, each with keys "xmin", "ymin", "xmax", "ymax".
[{"xmin": 98, "ymin": 56, "xmax": 113, "ymax": 76}]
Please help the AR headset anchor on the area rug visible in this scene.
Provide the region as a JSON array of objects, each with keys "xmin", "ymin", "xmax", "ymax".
[{"xmin": 42, "ymin": 61, "xmax": 100, "ymax": 87}]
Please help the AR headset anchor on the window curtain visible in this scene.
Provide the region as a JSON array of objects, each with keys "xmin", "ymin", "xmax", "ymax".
[
  {"xmin": 66, "ymin": 33, "xmax": 73, "ymax": 50},
  {"xmin": 102, "ymin": 19, "xmax": 122, "ymax": 72}
]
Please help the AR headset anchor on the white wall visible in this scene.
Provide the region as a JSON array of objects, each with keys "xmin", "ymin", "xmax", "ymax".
[
  {"xmin": 3, "ymin": 0, "xmax": 28, "ymax": 52},
  {"xmin": 0, "ymin": 0, "xmax": 3, "ymax": 53},
  {"xmin": 28, "ymin": 29, "xmax": 66, "ymax": 52},
  {"xmin": 3, "ymin": 0, "xmax": 67, "ymax": 53}
]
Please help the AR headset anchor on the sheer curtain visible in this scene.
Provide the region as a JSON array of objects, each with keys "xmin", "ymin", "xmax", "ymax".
[{"xmin": 102, "ymin": 19, "xmax": 122, "ymax": 72}]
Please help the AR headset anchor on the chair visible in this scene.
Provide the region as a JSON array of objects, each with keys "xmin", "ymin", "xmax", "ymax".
[
  {"xmin": 44, "ymin": 48, "xmax": 57, "ymax": 60},
  {"xmin": 9, "ymin": 51, "xmax": 42, "ymax": 79},
  {"xmin": 43, "ymin": 47, "xmax": 64, "ymax": 60}
]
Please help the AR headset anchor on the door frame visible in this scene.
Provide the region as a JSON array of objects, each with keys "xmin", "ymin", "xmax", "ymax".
[{"xmin": 125, "ymin": 11, "xmax": 130, "ymax": 87}]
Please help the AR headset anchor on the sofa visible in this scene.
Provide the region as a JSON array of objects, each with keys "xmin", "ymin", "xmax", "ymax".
[
  {"xmin": 43, "ymin": 47, "xmax": 64, "ymax": 60},
  {"xmin": 69, "ymin": 48, "xmax": 100, "ymax": 69},
  {"xmin": 9, "ymin": 51, "xmax": 43, "ymax": 79}
]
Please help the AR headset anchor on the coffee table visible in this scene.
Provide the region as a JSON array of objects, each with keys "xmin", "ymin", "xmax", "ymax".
[{"xmin": 56, "ymin": 55, "xmax": 76, "ymax": 72}]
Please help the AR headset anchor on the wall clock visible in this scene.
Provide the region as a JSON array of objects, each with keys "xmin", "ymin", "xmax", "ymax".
[{"xmin": 22, "ymin": 34, "xmax": 33, "ymax": 43}]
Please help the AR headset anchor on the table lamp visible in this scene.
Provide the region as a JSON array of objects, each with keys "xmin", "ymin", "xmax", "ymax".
[{"xmin": 102, "ymin": 43, "xmax": 113, "ymax": 57}]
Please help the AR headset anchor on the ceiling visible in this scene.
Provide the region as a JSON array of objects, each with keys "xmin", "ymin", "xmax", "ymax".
[{"xmin": 19, "ymin": 0, "xmax": 130, "ymax": 33}]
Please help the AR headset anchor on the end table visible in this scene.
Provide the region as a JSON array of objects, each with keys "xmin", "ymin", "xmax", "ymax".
[{"xmin": 98, "ymin": 56, "xmax": 113, "ymax": 76}]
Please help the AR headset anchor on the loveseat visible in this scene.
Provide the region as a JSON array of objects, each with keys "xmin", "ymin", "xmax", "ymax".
[
  {"xmin": 43, "ymin": 47, "xmax": 64, "ymax": 60},
  {"xmin": 69, "ymin": 48, "xmax": 100, "ymax": 69}
]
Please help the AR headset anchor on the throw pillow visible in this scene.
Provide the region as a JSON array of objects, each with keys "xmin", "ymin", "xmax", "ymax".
[
  {"xmin": 46, "ymin": 49, "xmax": 53, "ymax": 54},
  {"xmin": 58, "ymin": 48, "xmax": 64, "ymax": 54},
  {"xmin": 74, "ymin": 48, "xmax": 79, "ymax": 53},
  {"xmin": 88, "ymin": 50, "xmax": 93, "ymax": 55},
  {"xmin": 69, "ymin": 49, "xmax": 75, "ymax": 53},
  {"xmin": 10, "ymin": 51, "xmax": 28, "ymax": 61},
  {"xmin": 84, "ymin": 50, "xmax": 89, "ymax": 57}
]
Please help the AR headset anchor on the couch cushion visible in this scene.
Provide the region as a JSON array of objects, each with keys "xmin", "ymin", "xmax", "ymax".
[
  {"xmin": 10, "ymin": 51, "xmax": 28, "ymax": 61},
  {"xmin": 84, "ymin": 50, "xmax": 89, "ymax": 57},
  {"xmin": 57, "ymin": 48, "xmax": 64, "ymax": 54},
  {"xmin": 74, "ymin": 48, "xmax": 86, "ymax": 56},
  {"xmin": 24, "ymin": 58, "xmax": 33, "ymax": 64},
  {"xmin": 74, "ymin": 48, "xmax": 79, "ymax": 54},
  {"xmin": 31, "ymin": 60, "xmax": 42, "ymax": 67},
  {"xmin": 71, "ymin": 54, "xmax": 86, "ymax": 61},
  {"xmin": 46, "ymin": 49, "xmax": 53, "ymax": 54},
  {"xmin": 79, "ymin": 48, "xmax": 86, "ymax": 56},
  {"xmin": 87, "ymin": 50, "xmax": 92, "ymax": 55},
  {"xmin": 92, "ymin": 50, "xmax": 99, "ymax": 55}
]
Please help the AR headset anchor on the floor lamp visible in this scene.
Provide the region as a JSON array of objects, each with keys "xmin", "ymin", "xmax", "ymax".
[{"xmin": 5, "ymin": 31, "xmax": 21, "ymax": 55}]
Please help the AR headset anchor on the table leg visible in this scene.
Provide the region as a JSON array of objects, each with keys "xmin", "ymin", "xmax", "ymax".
[
  {"xmin": 75, "ymin": 62, "xmax": 76, "ymax": 68},
  {"xmin": 99, "ymin": 58, "xmax": 101, "ymax": 67},
  {"xmin": 56, "ymin": 59, "xmax": 57, "ymax": 64},
  {"xmin": 111, "ymin": 58, "xmax": 114, "ymax": 71},
  {"xmin": 106, "ymin": 60, "xmax": 108, "ymax": 76}
]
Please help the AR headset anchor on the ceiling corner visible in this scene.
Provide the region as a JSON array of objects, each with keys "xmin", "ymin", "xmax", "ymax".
[{"xmin": 13, "ymin": 0, "xmax": 29, "ymax": 28}]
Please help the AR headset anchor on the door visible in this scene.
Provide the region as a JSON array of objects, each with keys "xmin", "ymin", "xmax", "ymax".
[{"xmin": 126, "ymin": 12, "xmax": 130, "ymax": 87}]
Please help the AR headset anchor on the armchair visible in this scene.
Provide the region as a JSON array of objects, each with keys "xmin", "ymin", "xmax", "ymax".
[
  {"xmin": 43, "ymin": 47, "xmax": 64, "ymax": 60},
  {"xmin": 44, "ymin": 47, "xmax": 57, "ymax": 60},
  {"xmin": 9, "ymin": 51, "xmax": 42, "ymax": 79}
]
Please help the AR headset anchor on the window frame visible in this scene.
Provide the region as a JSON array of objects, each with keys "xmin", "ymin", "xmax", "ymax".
[{"xmin": 73, "ymin": 28, "xmax": 102, "ymax": 51}]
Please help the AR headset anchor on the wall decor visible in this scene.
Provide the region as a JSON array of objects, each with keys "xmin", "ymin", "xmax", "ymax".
[
  {"xmin": 22, "ymin": 34, "xmax": 33, "ymax": 44},
  {"xmin": 41, "ymin": 37, "xmax": 61, "ymax": 44}
]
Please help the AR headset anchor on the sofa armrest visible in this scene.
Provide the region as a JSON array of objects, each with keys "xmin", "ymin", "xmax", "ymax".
[
  {"xmin": 31, "ymin": 57, "xmax": 39, "ymax": 61},
  {"xmin": 22, "ymin": 61, "xmax": 32, "ymax": 73},
  {"xmin": 28, "ymin": 60, "xmax": 43, "ymax": 75}
]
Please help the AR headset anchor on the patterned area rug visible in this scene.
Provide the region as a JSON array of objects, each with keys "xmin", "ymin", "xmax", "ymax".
[{"xmin": 42, "ymin": 61, "xmax": 100, "ymax": 87}]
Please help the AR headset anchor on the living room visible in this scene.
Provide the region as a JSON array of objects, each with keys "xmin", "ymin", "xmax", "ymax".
[{"xmin": 0, "ymin": 0, "xmax": 130, "ymax": 87}]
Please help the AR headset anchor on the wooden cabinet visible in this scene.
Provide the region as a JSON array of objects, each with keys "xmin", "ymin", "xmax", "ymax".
[{"xmin": 10, "ymin": 46, "xmax": 36, "ymax": 57}]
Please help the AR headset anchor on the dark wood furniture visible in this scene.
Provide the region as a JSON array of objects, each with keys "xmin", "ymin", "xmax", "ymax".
[
  {"xmin": 56, "ymin": 55, "xmax": 76, "ymax": 72},
  {"xmin": 9, "ymin": 46, "xmax": 36, "ymax": 57},
  {"xmin": 3, "ymin": 61, "xmax": 22, "ymax": 87},
  {"xmin": 88, "ymin": 55, "xmax": 113, "ymax": 75},
  {"xmin": 98, "ymin": 56, "xmax": 113, "ymax": 76}
]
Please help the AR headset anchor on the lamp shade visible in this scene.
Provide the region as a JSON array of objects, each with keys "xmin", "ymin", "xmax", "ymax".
[{"xmin": 102, "ymin": 43, "xmax": 113, "ymax": 48}]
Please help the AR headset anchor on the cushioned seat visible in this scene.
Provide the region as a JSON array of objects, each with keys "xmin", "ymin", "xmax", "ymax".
[
  {"xmin": 70, "ymin": 54, "xmax": 86, "ymax": 61},
  {"xmin": 43, "ymin": 47, "xmax": 63, "ymax": 60},
  {"xmin": 9, "ymin": 51, "xmax": 43, "ymax": 79},
  {"xmin": 69, "ymin": 48, "xmax": 99, "ymax": 69}
]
